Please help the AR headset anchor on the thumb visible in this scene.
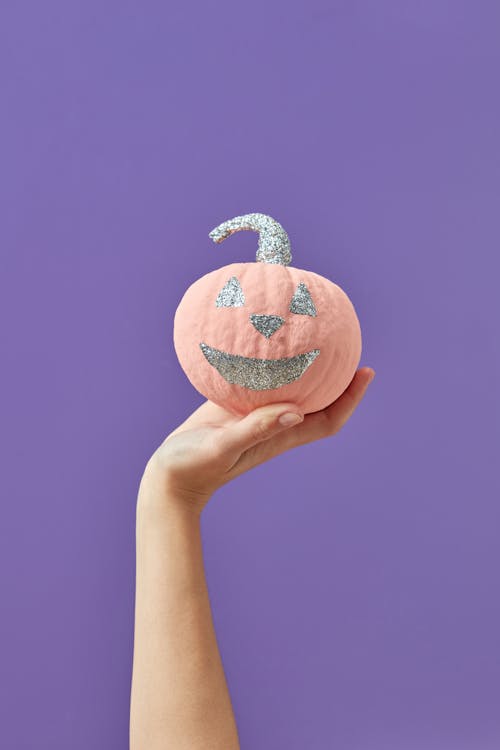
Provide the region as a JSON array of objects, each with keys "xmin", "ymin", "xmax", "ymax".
[{"xmin": 218, "ymin": 403, "xmax": 304, "ymax": 457}]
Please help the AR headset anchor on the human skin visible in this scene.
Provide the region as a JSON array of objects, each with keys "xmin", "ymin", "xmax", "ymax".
[{"xmin": 129, "ymin": 366, "xmax": 375, "ymax": 750}]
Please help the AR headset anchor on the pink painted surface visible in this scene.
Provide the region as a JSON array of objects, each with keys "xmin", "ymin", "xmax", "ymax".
[{"xmin": 174, "ymin": 261, "xmax": 362, "ymax": 415}]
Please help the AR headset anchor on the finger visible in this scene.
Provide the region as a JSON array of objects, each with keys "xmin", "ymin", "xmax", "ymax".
[
  {"xmin": 315, "ymin": 366, "xmax": 376, "ymax": 435},
  {"xmin": 289, "ymin": 367, "xmax": 375, "ymax": 446},
  {"xmin": 215, "ymin": 401, "xmax": 304, "ymax": 461},
  {"xmin": 229, "ymin": 367, "xmax": 375, "ymax": 475}
]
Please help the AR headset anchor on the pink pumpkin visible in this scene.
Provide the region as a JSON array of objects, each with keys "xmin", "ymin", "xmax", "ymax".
[{"xmin": 173, "ymin": 213, "xmax": 362, "ymax": 416}]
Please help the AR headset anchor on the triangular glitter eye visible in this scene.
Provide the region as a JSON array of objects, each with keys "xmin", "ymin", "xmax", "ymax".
[
  {"xmin": 215, "ymin": 276, "xmax": 245, "ymax": 307},
  {"xmin": 289, "ymin": 282, "xmax": 317, "ymax": 317}
]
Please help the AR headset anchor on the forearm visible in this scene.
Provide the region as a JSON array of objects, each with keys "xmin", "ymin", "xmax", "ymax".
[{"xmin": 130, "ymin": 463, "xmax": 240, "ymax": 750}]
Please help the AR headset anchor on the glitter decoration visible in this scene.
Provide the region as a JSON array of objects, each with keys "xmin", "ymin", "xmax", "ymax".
[
  {"xmin": 209, "ymin": 213, "xmax": 292, "ymax": 266},
  {"xmin": 250, "ymin": 314, "xmax": 285, "ymax": 339},
  {"xmin": 199, "ymin": 343, "xmax": 320, "ymax": 391},
  {"xmin": 215, "ymin": 276, "xmax": 245, "ymax": 307},
  {"xmin": 289, "ymin": 282, "xmax": 317, "ymax": 317}
]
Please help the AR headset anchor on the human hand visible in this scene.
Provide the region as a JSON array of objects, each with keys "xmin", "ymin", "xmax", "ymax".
[{"xmin": 141, "ymin": 367, "xmax": 375, "ymax": 515}]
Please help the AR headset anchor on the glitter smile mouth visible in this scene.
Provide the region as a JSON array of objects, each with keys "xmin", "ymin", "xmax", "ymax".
[{"xmin": 199, "ymin": 343, "xmax": 320, "ymax": 391}]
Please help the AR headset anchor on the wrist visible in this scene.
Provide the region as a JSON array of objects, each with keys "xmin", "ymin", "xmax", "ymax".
[{"xmin": 137, "ymin": 454, "xmax": 211, "ymax": 520}]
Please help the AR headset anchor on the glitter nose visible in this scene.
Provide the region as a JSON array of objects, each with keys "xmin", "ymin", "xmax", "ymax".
[{"xmin": 250, "ymin": 314, "xmax": 285, "ymax": 339}]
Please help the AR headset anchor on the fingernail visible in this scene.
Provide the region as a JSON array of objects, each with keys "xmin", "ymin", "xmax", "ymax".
[{"xmin": 278, "ymin": 412, "xmax": 303, "ymax": 427}]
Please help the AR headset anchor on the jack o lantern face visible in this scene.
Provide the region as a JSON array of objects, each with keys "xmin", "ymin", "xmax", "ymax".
[
  {"xmin": 199, "ymin": 275, "xmax": 320, "ymax": 391},
  {"xmin": 173, "ymin": 213, "xmax": 362, "ymax": 417}
]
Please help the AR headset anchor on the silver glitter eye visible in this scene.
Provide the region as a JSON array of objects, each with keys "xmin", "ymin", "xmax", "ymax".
[
  {"xmin": 215, "ymin": 276, "xmax": 245, "ymax": 307},
  {"xmin": 289, "ymin": 282, "xmax": 317, "ymax": 317}
]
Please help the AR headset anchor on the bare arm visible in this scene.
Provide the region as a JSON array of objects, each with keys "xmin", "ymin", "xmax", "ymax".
[
  {"xmin": 131, "ymin": 471, "xmax": 239, "ymax": 750},
  {"xmin": 129, "ymin": 367, "xmax": 375, "ymax": 750}
]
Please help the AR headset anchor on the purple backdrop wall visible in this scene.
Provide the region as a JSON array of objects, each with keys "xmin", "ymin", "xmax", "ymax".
[{"xmin": 1, "ymin": 2, "xmax": 499, "ymax": 748}]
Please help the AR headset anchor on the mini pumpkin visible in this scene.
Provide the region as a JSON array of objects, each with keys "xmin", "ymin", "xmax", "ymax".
[{"xmin": 173, "ymin": 213, "xmax": 362, "ymax": 416}]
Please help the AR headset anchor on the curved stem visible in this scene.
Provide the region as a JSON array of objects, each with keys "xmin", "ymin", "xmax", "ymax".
[{"xmin": 209, "ymin": 213, "xmax": 292, "ymax": 266}]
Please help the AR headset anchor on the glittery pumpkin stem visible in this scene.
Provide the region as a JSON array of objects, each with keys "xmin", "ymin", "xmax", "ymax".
[{"xmin": 208, "ymin": 213, "xmax": 292, "ymax": 266}]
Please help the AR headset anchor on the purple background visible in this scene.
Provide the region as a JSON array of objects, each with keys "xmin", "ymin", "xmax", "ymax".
[{"xmin": 1, "ymin": 1, "xmax": 499, "ymax": 748}]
